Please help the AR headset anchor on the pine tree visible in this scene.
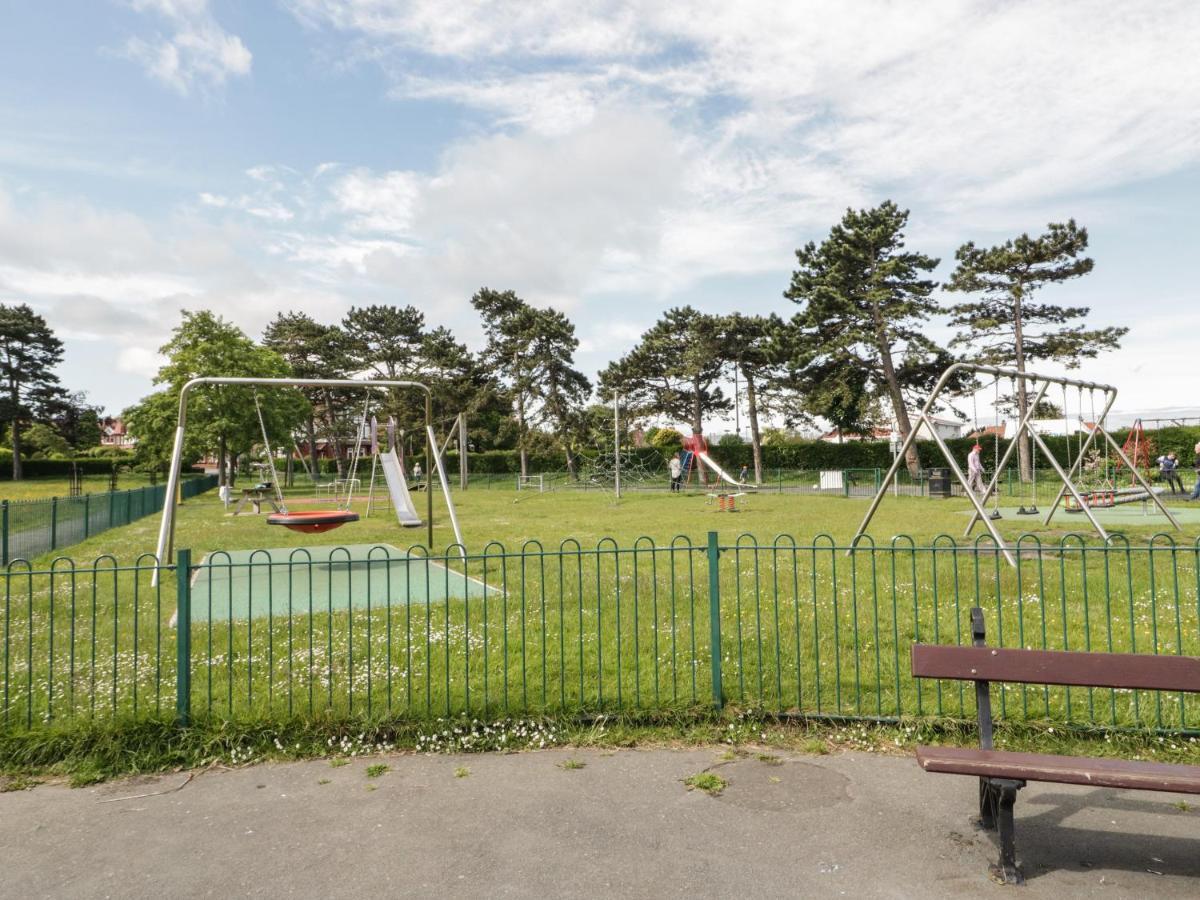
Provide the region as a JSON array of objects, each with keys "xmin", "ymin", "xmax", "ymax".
[
  {"xmin": 0, "ymin": 303, "xmax": 65, "ymax": 479},
  {"xmin": 716, "ymin": 313, "xmax": 787, "ymax": 483},
  {"xmin": 785, "ymin": 202, "xmax": 954, "ymax": 477},
  {"xmin": 946, "ymin": 220, "xmax": 1127, "ymax": 480},
  {"xmin": 599, "ymin": 306, "xmax": 730, "ymax": 440}
]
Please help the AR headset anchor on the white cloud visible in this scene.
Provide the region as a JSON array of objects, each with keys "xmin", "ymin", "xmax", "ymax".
[
  {"xmin": 332, "ymin": 169, "xmax": 422, "ymax": 233},
  {"xmin": 120, "ymin": 0, "xmax": 252, "ymax": 95},
  {"xmin": 289, "ymin": 1, "xmax": 1200, "ymax": 217}
]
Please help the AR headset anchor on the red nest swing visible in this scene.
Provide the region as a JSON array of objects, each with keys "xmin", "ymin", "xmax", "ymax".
[{"xmin": 267, "ymin": 509, "xmax": 360, "ymax": 534}]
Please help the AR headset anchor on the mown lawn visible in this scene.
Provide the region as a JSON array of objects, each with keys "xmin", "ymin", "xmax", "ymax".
[
  {"xmin": 2, "ymin": 486, "xmax": 1198, "ymax": 742},
  {"xmin": 0, "ymin": 473, "xmax": 157, "ymax": 503}
]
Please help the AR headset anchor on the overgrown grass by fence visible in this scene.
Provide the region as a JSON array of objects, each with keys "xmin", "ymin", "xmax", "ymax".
[
  {"xmin": 2, "ymin": 531, "xmax": 1198, "ymax": 738},
  {"xmin": 1, "ymin": 475, "xmax": 218, "ymax": 564}
]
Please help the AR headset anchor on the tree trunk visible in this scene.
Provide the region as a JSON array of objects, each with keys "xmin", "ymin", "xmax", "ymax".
[
  {"xmin": 690, "ymin": 377, "xmax": 703, "ymax": 436},
  {"xmin": 565, "ymin": 444, "xmax": 577, "ymax": 481},
  {"xmin": 305, "ymin": 414, "xmax": 319, "ymax": 484},
  {"xmin": 11, "ymin": 417, "xmax": 22, "ymax": 481},
  {"xmin": 516, "ymin": 394, "xmax": 528, "ymax": 478},
  {"xmin": 744, "ymin": 368, "xmax": 763, "ymax": 484},
  {"xmin": 874, "ymin": 318, "xmax": 920, "ymax": 477},
  {"xmin": 1012, "ymin": 288, "xmax": 1032, "ymax": 482},
  {"xmin": 217, "ymin": 434, "xmax": 227, "ymax": 488}
]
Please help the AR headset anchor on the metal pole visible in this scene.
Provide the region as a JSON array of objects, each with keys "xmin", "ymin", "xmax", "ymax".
[
  {"xmin": 919, "ymin": 415, "xmax": 1017, "ymax": 566},
  {"xmin": 614, "ymin": 394, "xmax": 621, "ymax": 500},
  {"xmin": 707, "ymin": 531, "xmax": 723, "ymax": 711},
  {"xmin": 1024, "ymin": 428, "xmax": 1109, "ymax": 540},
  {"xmin": 153, "ymin": 377, "xmax": 435, "ymax": 584},
  {"xmin": 458, "ymin": 413, "xmax": 468, "ymax": 491},
  {"xmin": 425, "ymin": 392, "xmax": 433, "ymax": 550},
  {"xmin": 849, "ymin": 362, "xmax": 1117, "ymax": 555},
  {"xmin": 1044, "ymin": 388, "xmax": 1118, "ymax": 525},
  {"xmin": 964, "ymin": 380, "xmax": 1051, "ymax": 535},
  {"xmin": 175, "ymin": 548, "xmax": 191, "ymax": 725},
  {"xmin": 1094, "ymin": 425, "xmax": 1182, "ymax": 529}
]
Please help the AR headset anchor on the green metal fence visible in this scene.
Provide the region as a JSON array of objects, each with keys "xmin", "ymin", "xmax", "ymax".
[
  {"xmin": 2, "ymin": 530, "xmax": 1198, "ymax": 733},
  {"xmin": 0, "ymin": 475, "xmax": 218, "ymax": 565}
]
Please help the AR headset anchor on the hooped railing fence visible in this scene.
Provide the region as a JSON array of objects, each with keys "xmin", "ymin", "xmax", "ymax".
[
  {"xmin": 1, "ymin": 475, "xmax": 218, "ymax": 564},
  {"xmin": 2, "ymin": 531, "xmax": 1198, "ymax": 734}
]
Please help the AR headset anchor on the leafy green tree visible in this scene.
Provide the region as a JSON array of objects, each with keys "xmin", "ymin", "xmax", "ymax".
[
  {"xmin": 415, "ymin": 325, "xmax": 510, "ymax": 453},
  {"xmin": 599, "ymin": 306, "xmax": 730, "ymax": 439},
  {"xmin": 473, "ymin": 288, "xmax": 589, "ymax": 477},
  {"xmin": 717, "ymin": 313, "xmax": 788, "ymax": 483},
  {"xmin": 946, "ymin": 220, "xmax": 1127, "ymax": 480},
  {"xmin": 341, "ymin": 305, "xmax": 429, "ymax": 439},
  {"xmin": 148, "ymin": 311, "xmax": 304, "ymax": 485},
  {"xmin": 0, "ymin": 303, "xmax": 65, "ymax": 479},
  {"xmin": 263, "ymin": 312, "xmax": 352, "ymax": 479},
  {"xmin": 794, "ymin": 356, "xmax": 883, "ymax": 442},
  {"xmin": 22, "ymin": 421, "xmax": 70, "ymax": 458},
  {"xmin": 785, "ymin": 202, "xmax": 955, "ymax": 476},
  {"xmin": 41, "ymin": 390, "xmax": 103, "ymax": 452},
  {"xmin": 528, "ymin": 308, "xmax": 591, "ymax": 478}
]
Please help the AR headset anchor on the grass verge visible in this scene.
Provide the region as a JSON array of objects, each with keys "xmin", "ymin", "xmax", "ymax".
[{"xmin": 1, "ymin": 707, "xmax": 1197, "ymax": 784}]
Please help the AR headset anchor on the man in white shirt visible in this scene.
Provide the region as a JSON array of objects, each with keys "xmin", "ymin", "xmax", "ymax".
[
  {"xmin": 966, "ymin": 443, "xmax": 986, "ymax": 494},
  {"xmin": 668, "ymin": 453, "xmax": 683, "ymax": 492}
]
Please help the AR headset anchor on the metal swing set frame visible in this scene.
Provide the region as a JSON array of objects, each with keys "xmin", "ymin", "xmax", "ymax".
[
  {"xmin": 850, "ymin": 363, "xmax": 1180, "ymax": 567},
  {"xmin": 154, "ymin": 377, "xmax": 437, "ymax": 573}
]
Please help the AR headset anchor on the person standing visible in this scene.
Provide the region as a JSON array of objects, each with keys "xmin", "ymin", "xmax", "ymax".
[
  {"xmin": 966, "ymin": 443, "xmax": 986, "ymax": 495},
  {"xmin": 1187, "ymin": 443, "xmax": 1200, "ymax": 499},
  {"xmin": 1161, "ymin": 452, "xmax": 1184, "ymax": 494},
  {"xmin": 668, "ymin": 452, "xmax": 683, "ymax": 493}
]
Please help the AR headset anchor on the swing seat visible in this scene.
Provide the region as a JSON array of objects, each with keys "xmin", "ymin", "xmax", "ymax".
[{"xmin": 266, "ymin": 509, "xmax": 359, "ymax": 534}]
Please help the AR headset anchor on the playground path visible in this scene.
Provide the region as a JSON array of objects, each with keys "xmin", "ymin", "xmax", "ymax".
[{"xmin": 2, "ymin": 748, "xmax": 1197, "ymax": 898}]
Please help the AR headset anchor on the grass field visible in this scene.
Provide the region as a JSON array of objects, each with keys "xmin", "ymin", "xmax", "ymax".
[
  {"xmin": 23, "ymin": 478, "xmax": 1200, "ymax": 566},
  {"xmin": 0, "ymin": 474, "xmax": 157, "ymax": 503},
  {"xmin": 1, "ymin": 484, "xmax": 1197, "ymax": 739}
]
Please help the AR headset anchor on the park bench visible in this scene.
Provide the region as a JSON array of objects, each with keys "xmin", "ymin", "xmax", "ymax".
[{"xmin": 911, "ymin": 607, "xmax": 1200, "ymax": 884}]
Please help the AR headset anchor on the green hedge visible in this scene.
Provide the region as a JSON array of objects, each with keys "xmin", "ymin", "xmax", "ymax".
[
  {"xmin": 700, "ymin": 426, "xmax": 1200, "ymax": 473},
  {"xmin": 0, "ymin": 457, "xmax": 127, "ymax": 480},
  {"xmin": 287, "ymin": 425, "xmax": 1200, "ymax": 479}
]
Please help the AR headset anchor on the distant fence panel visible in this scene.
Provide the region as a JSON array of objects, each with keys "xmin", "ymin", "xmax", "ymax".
[
  {"xmin": 1, "ymin": 475, "xmax": 218, "ymax": 564},
  {"xmin": 2, "ymin": 530, "xmax": 1198, "ymax": 734}
]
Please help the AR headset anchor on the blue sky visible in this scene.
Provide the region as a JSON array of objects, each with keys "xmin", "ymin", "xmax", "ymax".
[{"xmin": 1, "ymin": 1, "xmax": 1198, "ymax": 428}]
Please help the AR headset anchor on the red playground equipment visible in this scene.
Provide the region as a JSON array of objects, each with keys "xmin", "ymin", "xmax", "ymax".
[
  {"xmin": 1116, "ymin": 419, "xmax": 1154, "ymax": 485},
  {"xmin": 680, "ymin": 433, "xmax": 710, "ymax": 487}
]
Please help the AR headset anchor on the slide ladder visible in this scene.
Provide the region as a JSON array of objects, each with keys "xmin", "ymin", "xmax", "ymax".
[{"xmin": 380, "ymin": 448, "xmax": 423, "ymax": 527}]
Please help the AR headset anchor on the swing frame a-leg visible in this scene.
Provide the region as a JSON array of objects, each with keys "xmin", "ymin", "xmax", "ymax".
[{"xmin": 850, "ymin": 364, "xmax": 1159, "ymax": 568}]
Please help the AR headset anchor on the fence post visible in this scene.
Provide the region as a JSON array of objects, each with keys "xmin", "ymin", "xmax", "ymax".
[
  {"xmin": 83, "ymin": 494, "xmax": 90, "ymax": 540},
  {"xmin": 706, "ymin": 531, "xmax": 723, "ymax": 711},
  {"xmin": 175, "ymin": 548, "xmax": 192, "ymax": 726},
  {"xmin": 50, "ymin": 496, "xmax": 58, "ymax": 551},
  {"xmin": 1, "ymin": 499, "xmax": 8, "ymax": 567}
]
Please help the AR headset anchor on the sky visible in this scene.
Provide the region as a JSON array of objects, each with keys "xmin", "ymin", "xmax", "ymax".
[{"xmin": 1, "ymin": 1, "xmax": 1198, "ymax": 430}]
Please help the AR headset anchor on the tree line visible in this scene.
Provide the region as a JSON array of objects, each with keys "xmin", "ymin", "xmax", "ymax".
[
  {"xmin": 0, "ymin": 304, "xmax": 108, "ymax": 479},
  {"xmin": 3, "ymin": 200, "xmax": 1127, "ymax": 483}
]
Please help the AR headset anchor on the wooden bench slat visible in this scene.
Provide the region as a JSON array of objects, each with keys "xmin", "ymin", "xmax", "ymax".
[
  {"xmin": 911, "ymin": 644, "xmax": 1200, "ymax": 692},
  {"xmin": 916, "ymin": 745, "xmax": 1200, "ymax": 794}
]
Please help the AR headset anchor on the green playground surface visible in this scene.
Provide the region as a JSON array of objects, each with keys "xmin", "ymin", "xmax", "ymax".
[
  {"xmin": 983, "ymin": 500, "xmax": 1200, "ymax": 527},
  {"xmin": 190, "ymin": 544, "xmax": 496, "ymax": 622}
]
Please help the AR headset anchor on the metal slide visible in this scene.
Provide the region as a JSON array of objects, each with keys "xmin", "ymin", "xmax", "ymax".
[
  {"xmin": 380, "ymin": 448, "xmax": 423, "ymax": 527},
  {"xmin": 695, "ymin": 451, "xmax": 752, "ymax": 489}
]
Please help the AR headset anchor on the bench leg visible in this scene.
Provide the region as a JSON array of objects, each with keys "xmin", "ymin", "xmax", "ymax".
[{"xmin": 979, "ymin": 778, "xmax": 1025, "ymax": 885}]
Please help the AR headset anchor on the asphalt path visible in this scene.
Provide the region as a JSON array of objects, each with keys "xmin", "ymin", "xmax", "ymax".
[{"xmin": 2, "ymin": 748, "xmax": 1197, "ymax": 898}]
